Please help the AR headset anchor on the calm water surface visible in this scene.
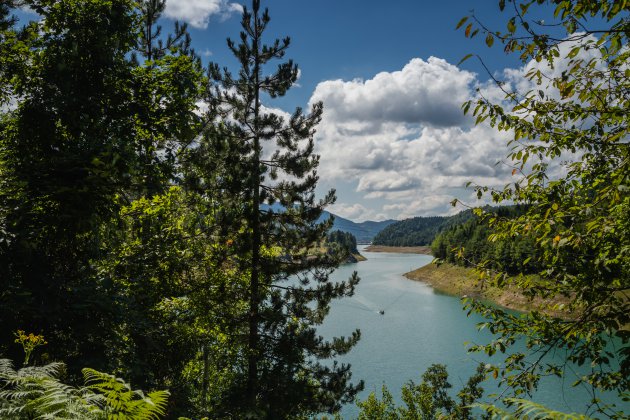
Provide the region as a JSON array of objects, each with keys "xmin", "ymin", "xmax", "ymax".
[{"xmin": 319, "ymin": 246, "xmax": 628, "ymax": 418}]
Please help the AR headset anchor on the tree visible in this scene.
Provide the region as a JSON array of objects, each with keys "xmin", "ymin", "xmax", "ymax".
[
  {"xmin": 0, "ymin": 0, "xmax": 203, "ymax": 382},
  {"xmin": 206, "ymin": 1, "xmax": 362, "ymax": 416},
  {"xmin": 455, "ymin": 1, "xmax": 629, "ymax": 417},
  {"xmin": 327, "ymin": 230, "xmax": 359, "ymax": 255},
  {"xmin": 356, "ymin": 363, "xmax": 488, "ymax": 420},
  {"xmin": 99, "ymin": 185, "xmax": 246, "ymax": 417},
  {"xmin": 0, "ymin": 0, "xmax": 141, "ymax": 369}
]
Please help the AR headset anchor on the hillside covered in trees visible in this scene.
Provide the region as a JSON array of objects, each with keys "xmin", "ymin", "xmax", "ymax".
[
  {"xmin": 371, "ymin": 209, "xmax": 475, "ymax": 247},
  {"xmin": 430, "ymin": 205, "xmax": 540, "ymax": 275}
]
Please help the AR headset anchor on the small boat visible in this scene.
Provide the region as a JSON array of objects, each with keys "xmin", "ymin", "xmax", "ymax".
[{"xmin": 379, "ymin": 310, "xmax": 385, "ymax": 315}]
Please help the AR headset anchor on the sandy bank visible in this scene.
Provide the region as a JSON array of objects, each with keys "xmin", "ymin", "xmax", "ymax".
[
  {"xmin": 364, "ymin": 245, "xmax": 432, "ymax": 254},
  {"xmin": 404, "ymin": 262, "xmax": 572, "ymax": 318}
]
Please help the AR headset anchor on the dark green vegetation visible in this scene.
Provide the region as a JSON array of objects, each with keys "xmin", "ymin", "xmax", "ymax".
[
  {"xmin": 327, "ymin": 230, "xmax": 359, "ymax": 255},
  {"xmin": 327, "ymin": 230, "xmax": 365, "ymax": 263},
  {"xmin": 1, "ymin": 356, "xmax": 169, "ymax": 419},
  {"xmin": 0, "ymin": 0, "xmax": 360, "ymax": 418},
  {"xmin": 356, "ymin": 364, "xmax": 488, "ymax": 420},
  {"xmin": 431, "ymin": 205, "xmax": 541, "ymax": 275},
  {"xmin": 371, "ymin": 210, "xmax": 475, "ymax": 247},
  {"xmin": 372, "ymin": 216, "xmax": 448, "ymax": 247}
]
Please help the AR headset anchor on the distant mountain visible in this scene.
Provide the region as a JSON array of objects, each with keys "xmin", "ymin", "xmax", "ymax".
[
  {"xmin": 320, "ymin": 211, "xmax": 396, "ymax": 244},
  {"xmin": 261, "ymin": 204, "xmax": 395, "ymax": 243}
]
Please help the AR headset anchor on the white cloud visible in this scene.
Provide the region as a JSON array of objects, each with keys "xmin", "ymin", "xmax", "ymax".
[
  {"xmin": 307, "ymin": 41, "xmax": 606, "ymax": 221},
  {"xmin": 328, "ymin": 203, "xmax": 388, "ymax": 222},
  {"xmin": 199, "ymin": 48, "xmax": 213, "ymax": 57},
  {"xmin": 164, "ymin": 0, "xmax": 242, "ymax": 29},
  {"xmin": 310, "ymin": 57, "xmax": 476, "ymax": 129},
  {"xmin": 308, "ymin": 57, "xmax": 518, "ymax": 219}
]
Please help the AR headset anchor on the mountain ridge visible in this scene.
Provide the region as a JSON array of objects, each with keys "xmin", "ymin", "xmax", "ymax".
[{"xmin": 320, "ymin": 211, "xmax": 396, "ymax": 244}]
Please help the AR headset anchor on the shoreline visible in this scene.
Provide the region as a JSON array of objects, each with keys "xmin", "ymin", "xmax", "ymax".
[
  {"xmin": 363, "ymin": 245, "xmax": 432, "ymax": 254},
  {"xmin": 404, "ymin": 262, "xmax": 572, "ymax": 318}
]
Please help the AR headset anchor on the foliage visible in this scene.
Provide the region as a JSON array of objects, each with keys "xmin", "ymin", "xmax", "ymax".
[
  {"xmin": 327, "ymin": 229, "xmax": 359, "ymax": 255},
  {"xmin": 456, "ymin": 1, "xmax": 629, "ymax": 418},
  {"xmin": 0, "ymin": 358, "xmax": 169, "ymax": 419},
  {"xmin": 98, "ymin": 186, "xmax": 247, "ymax": 416},
  {"xmin": 431, "ymin": 205, "xmax": 540, "ymax": 275},
  {"xmin": 477, "ymin": 398, "xmax": 594, "ymax": 420},
  {"xmin": 372, "ymin": 216, "xmax": 448, "ymax": 247},
  {"xmin": 356, "ymin": 363, "xmax": 488, "ymax": 420},
  {"xmin": 204, "ymin": 0, "xmax": 362, "ymax": 416},
  {"xmin": 0, "ymin": 0, "xmax": 202, "ymax": 378}
]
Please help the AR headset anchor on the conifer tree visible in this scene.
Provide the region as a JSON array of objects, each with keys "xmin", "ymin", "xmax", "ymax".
[{"xmin": 206, "ymin": 1, "xmax": 362, "ymax": 417}]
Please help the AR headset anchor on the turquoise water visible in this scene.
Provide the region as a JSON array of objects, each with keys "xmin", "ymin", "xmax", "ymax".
[{"xmin": 319, "ymin": 246, "xmax": 628, "ymax": 418}]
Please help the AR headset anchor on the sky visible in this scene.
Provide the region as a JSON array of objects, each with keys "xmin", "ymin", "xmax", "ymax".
[
  {"xmin": 172, "ymin": 0, "xmax": 536, "ymax": 222},
  {"xmin": 15, "ymin": 1, "xmax": 565, "ymax": 222}
]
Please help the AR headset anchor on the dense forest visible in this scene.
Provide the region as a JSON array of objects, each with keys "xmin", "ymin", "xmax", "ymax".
[
  {"xmin": 430, "ymin": 205, "xmax": 541, "ymax": 275},
  {"xmin": 371, "ymin": 209, "xmax": 480, "ymax": 247},
  {"xmin": 371, "ymin": 216, "xmax": 448, "ymax": 246},
  {"xmin": 327, "ymin": 230, "xmax": 359, "ymax": 255},
  {"xmin": 0, "ymin": 0, "xmax": 361, "ymax": 418}
]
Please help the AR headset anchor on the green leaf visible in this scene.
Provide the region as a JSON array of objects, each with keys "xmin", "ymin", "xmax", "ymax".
[
  {"xmin": 486, "ymin": 33, "xmax": 494, "ymax": 47},
  {"xmin": 457, "ymin": 53, "xmax": 474, "ymax": 65},
  {"xmin": 456, "ymin": 16, "xmax": 468, "ymax": 29},
  {"xmin": 465, "ymin": 22, "xmax": 473, "ymax": 37},
  {"xmin": 507, "ymin": 17, "xmax": 516, "ymax": 33}
]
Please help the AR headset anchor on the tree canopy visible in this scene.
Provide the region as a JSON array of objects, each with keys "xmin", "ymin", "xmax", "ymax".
[
  {"xmin": 0, "ymin": 0, "xmax": 361, "ymax": 418},
  {"xmin": 453, "ymin": 0, "xmax": 629, "ymax": 417}
]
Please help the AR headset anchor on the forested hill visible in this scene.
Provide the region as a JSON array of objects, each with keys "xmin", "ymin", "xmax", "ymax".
[
  {"xmin": 371, "ymin": 211, "xmax": 475, "ymax": 246},
  {"xmin": 431, "ymin": 205, "xmax": 538, "ymax": 275}
]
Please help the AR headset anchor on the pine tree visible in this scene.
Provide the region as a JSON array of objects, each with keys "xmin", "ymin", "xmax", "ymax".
[{"xmin": 206, "ymin": 1, "xmax": 362, "ymax": 417}]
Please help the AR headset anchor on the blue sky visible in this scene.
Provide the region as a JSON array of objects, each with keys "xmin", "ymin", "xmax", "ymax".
[
  {"xmin": 16, "ymin": 1, "xmax": 563, "ymax": 221},
  {"xmin": 181, "ymin": 1, "xmax": 523, "ymax": 109},
  {"xmin": 174, "ymin": 0, "xmax": 538, "ymax": 222}
]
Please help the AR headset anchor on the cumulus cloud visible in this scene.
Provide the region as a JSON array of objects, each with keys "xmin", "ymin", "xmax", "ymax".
[
  {"xmin": 327, "ymin": 203, "xmax": 388, "ymax": 222},
  {"xmin": 164, "ymin": 0, "xmax": 242, "ymax": 29},
  {"xmin": 309, "ymin": 57, "xmax": 518, "ymax": 219},
  {"xmin": 310, "ymin": 57, "xmax": 476, "ymax": 129},
  {"xmin": 308, "ymin": 41, "xmax": 606, "ymax": 221}
]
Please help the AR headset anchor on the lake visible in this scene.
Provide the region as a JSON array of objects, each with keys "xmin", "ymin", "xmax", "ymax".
[{"xmin": 319, "ymin": 246, "xmax": 628, "ymax": 418}]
